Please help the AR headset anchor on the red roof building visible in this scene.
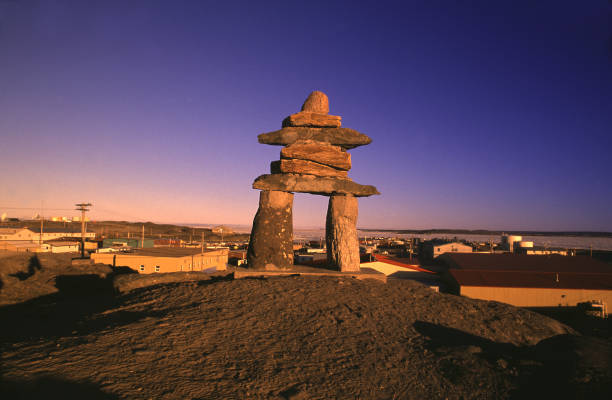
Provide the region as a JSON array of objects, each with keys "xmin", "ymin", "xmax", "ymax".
[{"xmin": 439, "ymin": 253, "xmax": 612, "ymax": 310}]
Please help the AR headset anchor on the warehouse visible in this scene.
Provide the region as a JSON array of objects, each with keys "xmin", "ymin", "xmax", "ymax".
[
  {"xmin": 92, "ymin": 248, "xmax": 228, "ymax": 274},
  {"xmin": 439, "ymin": 253, "xmax": 612, "ymax": 310}
]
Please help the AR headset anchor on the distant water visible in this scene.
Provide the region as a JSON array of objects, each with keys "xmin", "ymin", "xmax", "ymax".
[
  {"xmin": 294, "ymin": 229, "xmax": 612, "ymax": 251},
  {"xmin": 186, "ymin": 223, "xmax": 612, "ymax": 251}
]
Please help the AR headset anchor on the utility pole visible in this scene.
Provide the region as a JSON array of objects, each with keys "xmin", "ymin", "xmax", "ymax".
[
  {"xmin": 75, "ymin": 203, "xmax": 92, "ymax": 258},
  {"xmin": 39, "ymin": 201, "xmax": 44, "ymax": 245},
  {"xmin": 141, "ymin": 224, "xmax": 145, "ymax": 248},
  {"xmin": 201, "ymin": 231, "xmax": 204, "ymax": 253}
]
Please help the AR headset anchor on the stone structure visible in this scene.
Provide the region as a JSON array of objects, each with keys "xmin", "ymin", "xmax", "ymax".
[{"xmin": 247, "ymin": 91, "xmax": 379, "ymax": 272}]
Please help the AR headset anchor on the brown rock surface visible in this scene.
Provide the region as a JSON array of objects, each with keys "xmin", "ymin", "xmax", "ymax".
[
  {"xmin": 282, "ymin": 112, "xmax": 341, "ymax": 128},
  {"xmin": 270, "ymin": 159, "xmax": 348, "ymax": 178},
  {"xmin": 247, "ymin": 190, "xmax": 294, "ymax": 270},
  {"xmin": 1, "ymin": 272, "xmax": 587, "ymax": 400},
  {"xmin": 301, "ymin": 90, "xmax": 329, "ymax": 114},
  {"xmin": 258, "ymin": 127, "xmax": 372, "ymax": 149},
  {"xmin": 326, "ymin": 194, "xmax": 360, "ymax": 272},
  {"xmin": 253, "ymin": 173, "xmax": 379, "ymax": 196},
  {"xmin": 281, "ymin": 140, "xmax": 351, "ymax": 170}
]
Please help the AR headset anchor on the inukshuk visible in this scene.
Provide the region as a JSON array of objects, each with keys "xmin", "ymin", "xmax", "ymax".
[{"xmin": 247, "ymin": 91, "xmax": 379, "ymax": 272}]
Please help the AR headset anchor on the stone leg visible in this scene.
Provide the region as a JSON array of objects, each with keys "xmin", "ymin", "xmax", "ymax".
[
  {"xmin": 247, "ymin": 190, "xmax": 294, "ymax": 270},
  {"xmin": 326, "ymin": 194, "xmax": 360, "ymax": 272}
]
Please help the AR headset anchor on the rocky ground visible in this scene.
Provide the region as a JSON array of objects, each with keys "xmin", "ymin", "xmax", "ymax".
[{"xmin": 1, "ymin": 253, "xmax": 611, "ymax": 399}]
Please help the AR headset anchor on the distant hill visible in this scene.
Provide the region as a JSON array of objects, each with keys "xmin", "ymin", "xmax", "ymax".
[
  {"xmin": 0, "ymin": 220, "xmax": 250, "ymax": 242},
  {"xmin": 360, "ymin": 228, "xmax": 612, "ymax": 238}
]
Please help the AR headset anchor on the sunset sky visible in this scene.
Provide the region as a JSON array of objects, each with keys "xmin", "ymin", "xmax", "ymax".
[{"xmin": 1, "ymin": 1, "xmax": 611, "ymax": 231}]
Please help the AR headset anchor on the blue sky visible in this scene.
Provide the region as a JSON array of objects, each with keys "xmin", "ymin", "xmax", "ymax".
[{"xmin": 0, "ymin": 0, "xmax": 611, "ymax": 230}]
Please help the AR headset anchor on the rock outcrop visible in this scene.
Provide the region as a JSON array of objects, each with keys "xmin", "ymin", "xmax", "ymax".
[{"xmin": 247, "ymin": 91, "xmax": 379, "ymax": 271}]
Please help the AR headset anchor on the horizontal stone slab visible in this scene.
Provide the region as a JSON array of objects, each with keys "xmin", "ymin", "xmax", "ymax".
[
  {"xmin": 258, "ymin": 127, "xmax": 372, "ymax": 149},
  {"xmin": 282, "ymin": 112, "xmax": 341, "ymax": 128},
  {"xmin": 271, "ymin": 159, "xmax": 348, "ymax": 178},
  {"xmin": 281, "ymin": 140, "xmax": 351, "ymax": 170},
  {"xmin": 253, "ymin": 173, "xmax": 380, "ymax": 197}
]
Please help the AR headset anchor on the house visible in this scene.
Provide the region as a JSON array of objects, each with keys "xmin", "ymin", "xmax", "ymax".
[
  {"xmin": 439, "ymin": 253, "xmax": 612, "ymax": 311},
  {"xmin": 295, "ymin": 252, "xmax": 328, "ymax": 266},
  {"xmin": 421, "ymin": 240, "xmax": 473, "ymax": 260},
  {"xmin": 0, "ymin": 240, "xmax": 44, "ymax": 252},
  {"xmin": 91, "ymin": 247, "xmax": 229, "ymax": 274},
  {"xmin": 361, "ymin": 254, "xmax": 440, "ymax": 290},
  {"xmin": 43, "ymin": 240, "xmax": 80, "ymax": 253},
  {"xmin": 0, "ymin": 228, "xmax": 37, "ymax": 241},
  {"xmin": 0, "ymin": 227, "xmax": 95, "ymax": 242},
  {"xmin": 229, "ymin": 250, "xmax": 247, "ymax": 266},
  {"xmin": 102, "ymin": 238, "xmax": 155, "ymax": 249}
]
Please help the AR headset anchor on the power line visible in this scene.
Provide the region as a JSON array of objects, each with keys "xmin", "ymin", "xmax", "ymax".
[{"xmin": 0, "ymin": 207, "xmax": 74, "ymax": 211}]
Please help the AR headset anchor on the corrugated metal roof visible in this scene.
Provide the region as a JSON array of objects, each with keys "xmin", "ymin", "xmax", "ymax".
[
  {"xmin": 449, "ymin": 269, "xmax": 612, "ymax": 290},
  {"xmin": 441, "ymin": 253, "xmax": 612, "ymax": 290},
  {"xmin": 440, "ymin": 253, "xmax": 611, "ymax": 273}
]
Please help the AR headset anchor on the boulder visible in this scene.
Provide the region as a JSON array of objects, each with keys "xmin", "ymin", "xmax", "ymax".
[
  {"xmin": 301, "ymin": 91, "xmax": 329, "ymax": 114},
  {"xmin": 270, "ymin": 159, "xmax": 348, "ymax": 178},
  {"xmin": 326, "ymin": 194, "xmax": 360, "ymax": 272},
  {"xmin": 247, "ymin": 190, "xmax": 294, "ymax": 270},
  {"xmin": 281, "ymin": 140, "xmax": 351, "ymax": 170},
  {"xmin": 258, "ymin": 127, "xmax": 372, "ymax": 149},
  {"xmin": 282, "ymin": 112, "xmax": 341, "ymax": 128},
  {"xmin": 253, "ymin": 173, "xmax": 379, "ymax": 197}
]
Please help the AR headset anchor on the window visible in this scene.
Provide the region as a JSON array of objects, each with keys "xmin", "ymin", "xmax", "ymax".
[
  {"xmin": 139, "ymin": 265, "xmax": 145, "ymax": 272},
  {"xmin": 155, "ymin": 265, "xmax": 160, "ymax": 272}
]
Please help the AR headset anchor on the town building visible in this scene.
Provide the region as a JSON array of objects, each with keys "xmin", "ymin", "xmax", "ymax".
[
  {"xmin": 229, "ymin": 250, "xmax": 247, "ymax": 266},
  {"xmin": 0, "ymin": 227, "xmax": 95, "ymax": 244},
  {"xmin": 0, "ymin": 227, "xmax": 37, "ymax": 241},
  {"xmin": 43, "ymin": 240, "xmax": 80, "ymax": 253},
  {"xmin": 439, "ymin": 253, "xmax": 612, "ymax": 311},
  {"xmin": 361, "ymin": 254, "xmax": 440, "ymax": 290},
  {"xmin": 0, "ymin": 241, "xmax": 43, "ymax": 252},
  {"xmin": 91, "ymin": 248, "xmax": 228, "ymax": 274},
  {"xmin": 102, "ymin": 238, "xmax": 155, "ymax": 249},
  {"xmin": 421, "ymin": 240, "xmax": 473, "ymax": 260}
]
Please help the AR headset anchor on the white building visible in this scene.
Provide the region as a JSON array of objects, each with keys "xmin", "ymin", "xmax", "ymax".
[
  {"xmin": 0, "ymin": 227, "xmax": 95, "ymax": 242},
  {"xmin": 423, "ymin": 241, "xmax": 473, "ymax": 259}
]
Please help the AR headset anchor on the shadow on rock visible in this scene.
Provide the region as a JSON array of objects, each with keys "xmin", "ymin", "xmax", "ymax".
[
  {"xmin": 514, "ymin": 334, "xmax": 612, "ymax": 399},
  {"xmin": 0, "ymin": 376, "xmax": 119, "ymax": 400},
  {"xmin": 0, "ymin": 273, "xmax": 168, "ymax": 343},
  {"xmin": 413, "ymin": 321, "xmax": 612, "ymax": 399},
  {"xmin": 413, "ymin": 320, "xmax": 519, "ymax": 361},
  {"xmin": 9, "ymin": 255, "xmax": 41, "ymax": 281}
]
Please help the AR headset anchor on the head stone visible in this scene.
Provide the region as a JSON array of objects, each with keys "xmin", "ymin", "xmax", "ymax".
[{"xmin": 301, "ymin": 91, "xmax": 329, "ymax": 114}]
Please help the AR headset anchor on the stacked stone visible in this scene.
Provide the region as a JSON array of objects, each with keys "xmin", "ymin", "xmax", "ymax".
[{"xmin": 247, "ymin": 91, "xmax": 379, "ymax": 272}]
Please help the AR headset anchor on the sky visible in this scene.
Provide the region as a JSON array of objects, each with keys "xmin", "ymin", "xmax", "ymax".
[{"xmin": 0, "ymin": 0, "xmax": 611, "ymax": 231}]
